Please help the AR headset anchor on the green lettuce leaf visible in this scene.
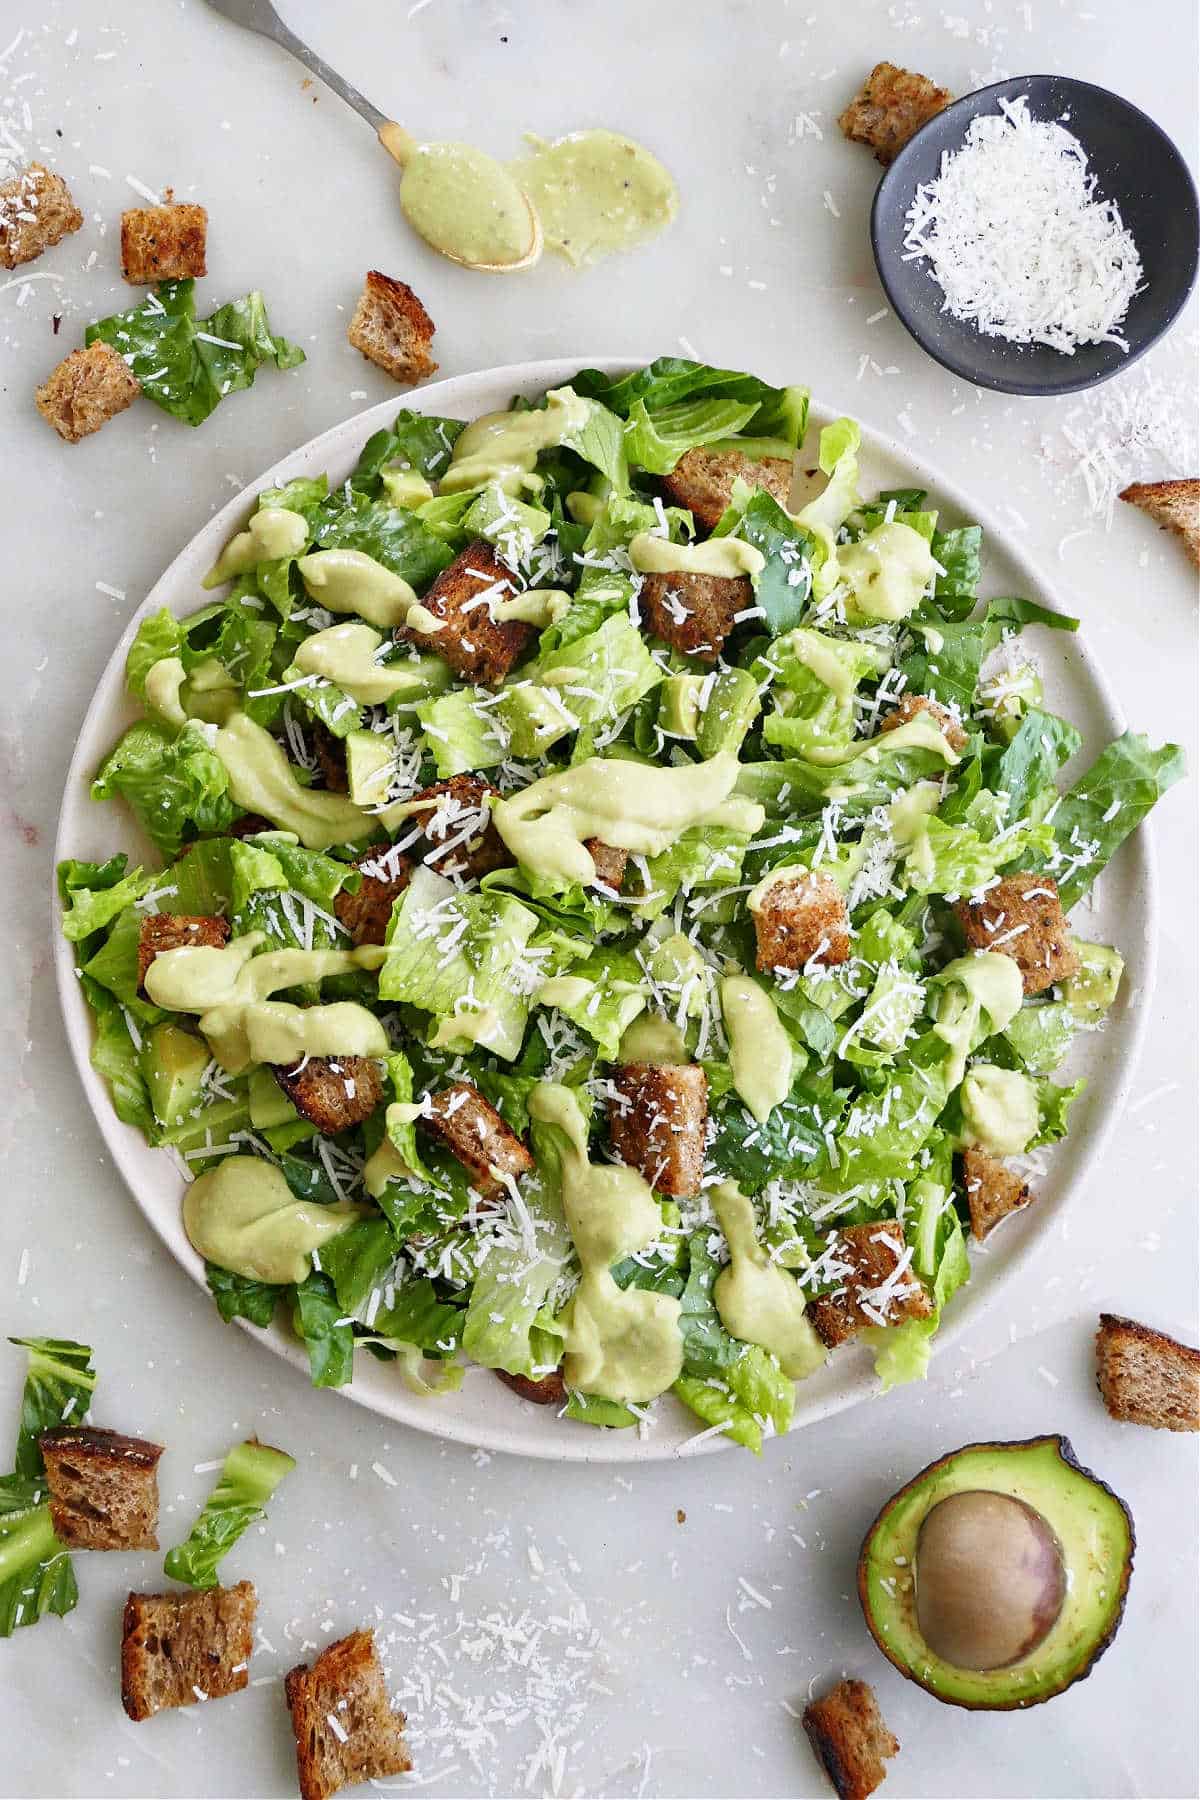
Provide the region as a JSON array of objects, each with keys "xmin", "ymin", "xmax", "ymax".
[
  {"xmin": 58, "ymin": 855, "xmax": 154, "ymax": 943},
  {"xmin": 1037, "ymin": 732, "xmax": 1186, "ymax": 908},
  {"xmin": 163, "ymin": 1438, "xmax": 295, "ymax": 1588},
  {"xmin": 352, "ymin": 410, "xmax": 465, "ymax": 488},
  {"xmin": 205, "ymin": 1264, "xmax": 284, "ymax": 1327},
  {"xmin": 293, "ymin": 1272, "xmax": 355, "ymax": 1388},
  {"xmin": 91, "ymin": 720, "xmax": 234, "ymax": 856},
  {"xmin": 623, "ymin": 395, "xmax": 759, "ymax": 474},
  {"xmin": 313, "ymin": 490, "xmax": 453, "ymax": 592}
]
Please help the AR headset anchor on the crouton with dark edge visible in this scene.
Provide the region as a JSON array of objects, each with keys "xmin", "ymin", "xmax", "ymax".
[
  {"xmin": 752, "ymin": 869, "xmax": 850, "ymax": 972},
  {"xmin": 638, "ymin": 569, "xmax": 753, "ymax": 663},
  {"xmin": 955, "ymin": 871, "xmax": 1079, "ymax": 996},
  {"xmin": 137, "ymin": 912, "xmax": 230, "ymax": 992},
  {"xmin": 419, "ymin": 1081, "xmax": 534, "ymax": 1198},
  {"xmin": 347, "ymin": 270, "xmax": 437, "ymax": 386},
  {"xmin": 335, "ymin": 846, "xmax": 413, "ymax": 947},
  {"xmin": 0, "ymin": 162, "xmax": 82, "ymax": 269},
  {"xmin": 120, "ymin": 202, "xmax": 208, "ymax": 282},
  {"xmin": 285, "ymin": 1628, "xmax": 411, "ymax": 1800},
  {"xmin": 121, "ymin": 1581, "xmax": 256, "ymax": 1721},
  {"xmin": 803, "ymin": 1677, "xmax": 899, "ymax": 1800},
  {"xmin": 608, "ymin": 1062, "xmax": 708, "ymax": 1199},
  {"xmin": 961, "ymin": 1145, "xmax": 1034, "ymax": 1241},
  {"xmin": 839, "ymin": 61, "xmax": 952, "ymax": 165},
  {"xmin": 585, "ymin": 839, "xmax": 628, "ymax": 893},
  {"xmin": 397, "ymin": 541, "xmax": 532, "ymax": 687},
  {"xmin": 496, "ymin": 1368, "xmax": 567, "ymax": 1405},
  {"xmin": 1096, "ymin": 1313, "xmax": 1200, "ymax": 1432},
  {"xmin": 36, "ymin": 340, "xmax": 141, "ymax": 443},
  {"xmin": 272, "ymin": 1056, "xmax": 384, "ymax": 1135},
  {"xmin": 1120, "ymin": 479, "xmax": 1200, "ymax": 568},
  {"xmin": 39, "ymin": 1427, "xmax": 163, "ymax": 1551},
  {"xmin": 409, "ymin": 775, "xmax": 512, "ymax": 879},
  {"xmin": 310, "ymin": 721, "xmax": 349, "ymax": 793},
  {"xmin": 880, "ymin": 690, "xmax": 967, "ymax": 752},
  {"xmin": 809, "ymin": 1223, "xmax": 933, "ymax": 1349},
  {"xmin": 663, "ymin": 446, "xmax": 794, "ymax": 531}
]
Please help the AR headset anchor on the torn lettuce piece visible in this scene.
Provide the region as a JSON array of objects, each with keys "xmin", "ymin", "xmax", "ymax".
[
  {"xmin": 759, "ymin": 627, "xmax": 882, "ymax": 756},
  {"xmin": 795, "ymin": 417, "xmax": 861, "ymax": 596},
  {"xmin": 163, "ymin": 1438, "xmax": 295, "ymax": 1589},
  {"xmin": 1035, "ymin": 731, "xmax": 1186, "ymax": 908},
  {"xmin": 535, "ymin": 948, "xmax": 647, "ymax": 1058},
  {"xmin": 91, "ymin": 720, "xmax": 234, "ymax": 857},
  {"xmin": 0, "ymin": 1337, "xmax": 96, "ymax": 1636},
  {"xmin": 461, "ymin": 1114, "xmax": 572, "ymax": 1378}
]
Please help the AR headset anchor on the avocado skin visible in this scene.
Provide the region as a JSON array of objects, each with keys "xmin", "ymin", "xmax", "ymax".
[{"xmin": 857, "ymin": 1435, "xmax": 1135, "ymax": 1711}]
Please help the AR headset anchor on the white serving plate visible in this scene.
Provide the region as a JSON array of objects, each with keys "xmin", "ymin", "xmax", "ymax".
[{"xmin": 53, "ymin": 357, "xmax": 1156, "ymax": 1462}]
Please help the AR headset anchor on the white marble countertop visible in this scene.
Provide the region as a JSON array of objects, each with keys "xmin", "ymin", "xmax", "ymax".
[{"xmin": 1, "ymin": 2, "xmax": 1196, "ymax": 1796}]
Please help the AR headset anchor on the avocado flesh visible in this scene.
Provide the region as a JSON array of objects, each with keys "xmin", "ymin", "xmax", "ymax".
[
  {"xmin": 141, "ymin": 1023, "xmax": 209, "ymax": 1129},
  {"xmin": 858, "ymin": 1435, "xmax": 1134, "ymax": 1709}
]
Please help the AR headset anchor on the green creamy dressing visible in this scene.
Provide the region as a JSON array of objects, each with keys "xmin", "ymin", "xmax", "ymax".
[
  {"xmin": 711, "ymin": 1182, "xmax": 826, "ymax": 1379},
  {"xmin": 629, "ymin": 531, "xmax": 765, "ymax": 580},
  {"xmin": 295, "ymin": 622, "xmax": 436, "ymax": 706},
  {"xmin": 362, "ymin": 1103, "xmax": 423, "ymax": 1197},
  {"xmin": 720, "ymin": 976, "xmax": 793, "ymax": 1123},
  {"xmin": 840, "ymin": 521, "xmax": 935, "ymax": 622},
  {"xmin": 203, "ymin": 508, "xmax": 309, "ymax": 590},
  {"xmin": 145, "ymin": 656, "xmax": 188, "ymax": 727},
  {"xmin": 214, "ymin": 711, "xmax": 369, "ymax": 849},
  {"xmin": 616, "ymin": 1014, "xmax": 691, "ymax": 1064},
  {"xmin": 805, "ymin": 709, "xmax": 963, "ymax": 771},
  {"xmin": 400, "ymin": 141, "xmax": 536, "ymax": 268},
  {"xmin": 962, "ymin": 1064, "xmax": 1039, "ymax": 1155},
  {"xmin": 933, "ymin": 953, "xmax": 1024, "ymax": 1088},
  {"xmin": 510, "ymin": 129, "xmax": 678, "ymax": 267},
  {"xmin": 296, "ymin": 550, "xmax": 419, "ymax": 631},
  {"xmin": 441, "ymin": 387, "xmax": 593, "ymax": 495},
  {"xmin": 492, "ymin": 750, "xmax": 765, "ymax": 886},
  {"xmin": 184, "ymin": 1156, "xmax": 359, "ymax": 1285},
  {"xmin": 529, "ymin": 1084, "xmax": 682, "ymax": 1403}
]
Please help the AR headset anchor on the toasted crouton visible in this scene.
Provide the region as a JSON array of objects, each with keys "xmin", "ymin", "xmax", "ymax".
[
  {"xmin": 137, "ymin": 912, "xmax": 231, "ymax": 991},
  {"xmin": 496, "ymin": 1368, "xmax": 567, "ymax": 1405},
  {"xmin": 335, "ymin": 846, "xmax": 413, "ymax": 947},
  {"xmin": 1120, "ymin": 480, "xmax": 1200, "ymax": 568},
  {"xmin": 121, "ymin": 1581, "xmax": 256, "ymax": 1721},
  {"xmin": 347, "ymin": 270, "xmax": 437, "ymax": 386},
  {"xmin": 664, "ymin": 446, "xmax": 794, "ymax": 532},
  {"xmin": 272, "ymin": 1055, "xmax": 384, "ymax": 1134},
  {"xmin": 585, "ymin": 839, "xmax": 628, "ymax": 893},
  {"xmin": 960, "ymin": 1146, "xmax": 1034, "ymax": 1241},
  {"xmin": 397, "ymin": 541, "xmax": 532, "ymax": 687},
  {"xmin": 838, "ymin": 62, "xmax": 952, "ymax": 165},
  {"xmin": 285, "ymin": 1628, "xmax": 411, "ymax": 1800},
  {"xmin": 956, "ymin": 871, "xmax": 1079, "ymax": 996},
  {"xmin": 408, "ymin": 775, "xmax": 512, "ymax": 880},
  {"xmin": 808, "ymin": 1222, "xmax": 933, "ymax": 1349},
  {"xmin": 638, "ymin": 570, "xmax": 754, "ymax": 663},
  {"xmin": 311, "ymin": 721, "xmax": 349, "ymax": 793},
  {"xmin": 608, "ymin": 1062, "xmax": 708, "ymax": 1199},
  {"xmin": 120, "ymin": 203, "xmax": 208, "ymax": 282},
  {"xmin": 229, "ymin": 811, "xmax": 276, "ymax": 838},
  {"xmin": 0, "ymin": 162, "xmax": 83, "ymax": 269},
  {"xmin": 419, "ymin": 1081, "xmax": 534, "ymax": 1198},
  {"xmin": 803, "ymin": 1677, "xmax": 899, "ymax": 1800},
  {"xmin": 1096, "ymin": 1313, "xmax": 1200, "ymax": 1432},
  {"xmin": 752, "ymin": 869, "xmax": 850, "ymax": 973},
  {"xmin": 880, "ymin": 691, "xmax": 967, "ymax": 752},
  {"xmin": 39, "ymin": 1427, "xmax": 163, "ymax": 1551},
  {"xmin": 36, "ymin": 340, "xmax": 141, "ymax": 443}
]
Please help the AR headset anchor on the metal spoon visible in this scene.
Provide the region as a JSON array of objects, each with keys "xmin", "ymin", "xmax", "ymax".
[{"xmin": 201, "ymin": 0, "xmax": 542, "ymax": 272}]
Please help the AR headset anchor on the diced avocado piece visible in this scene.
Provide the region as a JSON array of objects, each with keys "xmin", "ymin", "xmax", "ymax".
[
  {"xmin": 345, "ymin": 730, "xmax": 394, "ymax": 807},
  {"xmin": 160, "ymin": 1095, "xmax": 251, "ymax": 1157},
  {"xmin": 499, "ymin": 682, "xmax": 576, "ymax": 758},
  {"xmin": 463, "ymin": 482, "xmax": 551, "ymax": 553},
  {"xmin": 1061, "ymin": 940, "xmax": 1123, "ymax": 1014},
  {"xmin": 262, "ymin": 1119, "xmax": 316, "ymax": 1154},
  {"xmin": 649, "ymin": 931, "xmax": 707, "ymax": 1019},
  {"xmin": 657, "ymin": 675, "xmax": 703, "ymax": 739},
  {"xmin": 141, "ymin": 1023, "xmax": 210, "ymax": 1130},
  {"xmin": 697, "ymin": 668, "xmax": 761, "ymax": 758},
  {"xmin": 248, "ymin": 1066, "xmax": 300, "ymax": 1130},
  {"xmin": 381, "ymin": 466, "xmax": 435, "ymax": 509},
  {"xmin": 382, "ymin": 654, "xmax": 454, "ymax": 711}
]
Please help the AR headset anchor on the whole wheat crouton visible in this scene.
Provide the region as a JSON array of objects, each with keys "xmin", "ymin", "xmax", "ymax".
[
  {"xmin": 36, "ymin": 340, "xmax": 141, "ymax": 443},
  {"xmin": 585, "ymin": 839, "xmax": 628, "ymax": 893},
  {"xmin": 608, "ymin": 1062, "xmax": 708, "ymax": 1199},
  {"xmin": 1120, "ymin": 479, "xmax": 1200, "ymax": 568},
  {"xmin": 880, "ymin": 691, "xmax": 967, "ymax": 752},
  {"xmin": 419, "ymin": 1081, "xmax": 534, "ymax": 1198},
  {"xmin": 809, "ymin": 1222, "xmax": 933, "ymax": 1349},
  {"xmin": 229, "ymin": 812, "xmax": 277, "ymax": 838},
  {"xmin": 752, "ymin": 869, "xmax": 850, "ymax": 972},
  {"xmin": 120, "ymin": 203, "xmax": 208, "ymax": 282},
  {"xmin": 285, "ymin": 1628, "xmax": 411, "ymax": 1800},
  {"xmin": 638, "ymin": 569, "xmax": 754, "ymax": 663},
  {"xmin": 955, "ymin": 871, "xmax": 1079, "ymax": 996},
  {"xmin": 0, "ymin": 162, "xmax": 82, "ymax": 269},
  {"xmin": 121, "ymin": 1581, "xmax": 256, "ymax": 1721},
  {"xmin": 39, "ymin": 1427, "xmax": 163, "ymax": 1551},
  {"xmin": 137, "ymin": 912, "xmax": 231, "ymax": 991},
  {"xmin": 407, "ymin": 775, "xmax": 512, "ymax": 880},
  {"xmin": 496, "ymin": 1368, "xmax": 567, "ymax": 1405},
  {"xmin": 839, "ymin": 62, "xmax": 952, "ymax": 165},
  {"xmin": 311, "ymin": 721, "xmax": 349, "ymax": 793},
  {"xmin": 664, "ymin": 446, "xmax": 794, "ymax": 531},
  {"xmin": 960, "ymin": 1145, "xmax": 1034, "ymax": 1241},
  {"xmin": 347, "ymin": 270, "xmax": 437, "ymax": 386},
  {"xmin": 272, "ymin": 1055, "xmax": 384, "ymax": 1134},
  {"xmin": 803, "ymin": 1677, "xmax": 899, "ymax": 1800},
  {"xmin": 397, "ymin": 541, "xmax": 532, "ymax": 687},
  {"xmin": 335, "ymin": 846, "xmax": 413, "ymax": 947},
  {"xmin": 1096, "ymin": 1313, "xmax": 1200, "ymax": 1432}
]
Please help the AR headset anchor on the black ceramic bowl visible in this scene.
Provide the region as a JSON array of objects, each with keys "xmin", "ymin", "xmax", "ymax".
[{"xmin": 871, "ymin": 74, "xmax": 1199, "ymax": 396}]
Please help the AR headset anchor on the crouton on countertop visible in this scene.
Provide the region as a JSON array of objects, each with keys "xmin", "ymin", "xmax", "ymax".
[
  {"xmin": 496, "ymin": 1368, "xmax": 567, "ymax": 1405},
  {"xmin": 961, "ymin": 1146, "xmax": 1034, "ymax": 1242},
  {"xmin": 880, "ymin": 691, "xmax": 967, "ymax": 752},
  {"xmin": 803, "ymin": 1677, "xmax": 899, "ymax": 1800},
  {"xmin": 955, "ymin": 871, "xmax": 1079, "ymax": 996},
  {"xmin": 272, "ymin": 1055, "xmax": 384, "ymax": 1135},
  {"xmin": 407, "ymin": 775, "xmax": 512, "ymax": 880},
  {"xmin": 120, "ymin": 202, "xmax": 208, "ymax": 282},
  {"xmin": 36, "ymin": 341, "xmax": 141, "ymax": 443},
  {"xmin": 1096, "ymin": 1313, "xmax": 1200, "ymax": 1432},
  {"xmin": 285, "ymin": 1628, "xmax": 411, "ymax": 1800},
  {"xmin": 347, "ymin": 270, "xmax": 437, "ymax": 386},
  {"xmin": 752, "ymin": 869, "xmax": 850, "ymax": 973},
  {"xmin": 121, "ymin": 1582, "xmax": 256, "ymax": 1721},
  {"xmin": 335, "ymin": 845, "xmax": 413, "ymax": 947},
  {"xmin": 137, "ymin": 913, "xmax": 231, "ymax": 992},
  {"xmin": 608, "ymin": 1062, "xmax": 708, "ymax": 1199},
  {"xmin": 39, "ymin": 1427, "xmax": 163, "ymax": 1551},
  {"xmin": 1120, "ymin": 480, "xmax": 1200, "ymax": 568},
  {"xmin": 838, "ymin": 62, "xmax": 952, "ymax": 165},
  {"xmin": 419, "ymin": 1081, "xmax": 534, "ymax": 1198},
  {"xmin": 638, "ymin": 569, "xmax": 753, "ymax": 664},
  {"xmin": 0, "ymin": 162, "xmax": 82, "ymax": 269},
  {"xmin": 397, "ymin": 541, "xmax": 532, "ymax": 688},
  {"xmin": 808, "ymin": 1222, "xmax": 933, "ymax": 1349},
  {"xmin": 663, "ymin": 446, "xmax": 794, "ymax": 532}
]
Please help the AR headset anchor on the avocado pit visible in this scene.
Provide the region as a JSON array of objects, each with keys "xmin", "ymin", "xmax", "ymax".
[{"xmin": 915, "ymin": 1489, "xmax": 1067, "ymax": 1670}]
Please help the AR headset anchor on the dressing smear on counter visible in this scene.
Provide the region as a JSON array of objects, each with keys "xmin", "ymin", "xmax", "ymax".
[
  {"xmin": 511, "ymin": 129, "xmax": 678, "ymax": 266},
  {"xmin": 902, "ymin": 95, "xmax": 1143, "ymax": 354}
]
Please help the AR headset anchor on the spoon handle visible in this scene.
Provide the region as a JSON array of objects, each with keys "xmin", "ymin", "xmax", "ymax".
[{"xmin": 204, "ymin": 0, "xmax": 390, "ymax": 136}]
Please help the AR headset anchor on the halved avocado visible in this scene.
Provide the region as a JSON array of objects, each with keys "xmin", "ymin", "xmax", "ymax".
[{"xmin": 858, "ymin": 1435, "xmax": 1134, "ymax": 1710}]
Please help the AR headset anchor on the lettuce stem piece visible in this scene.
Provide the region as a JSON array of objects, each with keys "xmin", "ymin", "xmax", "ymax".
[{"xmin": 164, "ymin": 1438, "xmax": 295, "ymax": 1589}]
